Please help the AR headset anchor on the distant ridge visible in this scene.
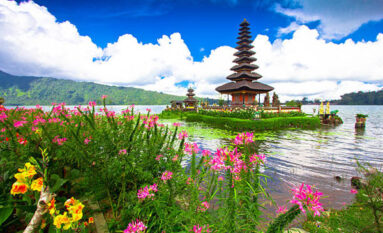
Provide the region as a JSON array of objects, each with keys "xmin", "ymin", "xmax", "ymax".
[{"xmin": 0, "ymin": 70, "xmax": 185, "ymax": 105}]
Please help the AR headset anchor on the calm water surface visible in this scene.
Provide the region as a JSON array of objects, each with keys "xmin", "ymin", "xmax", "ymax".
[
  {"xmin": 167, "ymin": 105, "xmax": 383, "ymax": 211},
  {"xmin": 8, "ymin": 104, "xmax": 383, "ymax": 210}
]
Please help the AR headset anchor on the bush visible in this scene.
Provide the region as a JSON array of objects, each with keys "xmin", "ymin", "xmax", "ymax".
[{"xmin": 185, "ymin": 114, "xmax": 320, "ymax": 131}]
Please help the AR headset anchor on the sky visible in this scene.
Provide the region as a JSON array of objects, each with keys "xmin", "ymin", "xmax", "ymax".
[{"xmin": 0, "ymin": 0, "xmax": 383, "ymax": 101}]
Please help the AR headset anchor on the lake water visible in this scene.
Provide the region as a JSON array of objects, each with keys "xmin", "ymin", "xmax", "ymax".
[
  {"xmin": 161, "ymin": 105, "xmax": 383, "ymax": 212},
  {"xmin": 7, "ymin": 104, "xmax": 383, "ymax": 211}
]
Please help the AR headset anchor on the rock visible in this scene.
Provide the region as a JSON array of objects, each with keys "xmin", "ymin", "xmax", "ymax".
[{"xmin": 334, "ymin": 176, "xmax": 342, "ymax": 182}]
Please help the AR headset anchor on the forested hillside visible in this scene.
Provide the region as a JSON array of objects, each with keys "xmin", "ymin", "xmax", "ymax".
[
  {"xmin": 337, "ymin": 90, "xmax": 383, "ymax": 105},
  {"xmin": 0, "ymin": 71, "xmax": 185, "ymax": 105}
]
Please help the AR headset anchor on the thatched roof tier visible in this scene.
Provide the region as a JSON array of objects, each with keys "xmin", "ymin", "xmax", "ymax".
[
  {"xmin": 227, "ymin": 71, "xmax": 262, "ymax": 81},
  {"xmin": 183, "ymin": 97, "xmax": 198, "ymax": 103},
  {"xmin": 238, "ymin": 30, "xmax": 251, "ymax": 35},
  {"xmin": 230, "ymin": 63, "xmax": 258, "ymax": 71},
  {"xmin": 239, "ymin": 26, "xmax": 250, "ymax": 31},
  {"xmin": 236, "ymin": 38, "xmax": 253, "ymax": 45},
  {"xmin": 233, "ymin": 56, "xmax": 256, "ymax": 63},
  {"xmin": 234, "ymin": 50, "xmax": 255, "ymax": 57},
  {"xmin": 235, "ymin": 44, "xmax": 254, "ymax": 51},
  {"xmin": 237, "ymin": 34, "xmax": 251, "ymax": 40},
  {"xmin": 216, "ymin": 80, "xmax": 274, "ymax": 94}
]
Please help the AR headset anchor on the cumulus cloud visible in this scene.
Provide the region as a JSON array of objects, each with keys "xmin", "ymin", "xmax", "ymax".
[
  {"xmin": 0, "ymin": 0, "xmax": 382, "ymax": 102},
  {"xmin": 275, "ymin": 0, "xmax": 383, "ymax": 40}
]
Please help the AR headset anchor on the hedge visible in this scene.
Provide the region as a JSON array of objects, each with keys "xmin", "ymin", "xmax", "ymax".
[{"xmin": 185, "ymin": 113, "xmax": 321, "ymax": 131}]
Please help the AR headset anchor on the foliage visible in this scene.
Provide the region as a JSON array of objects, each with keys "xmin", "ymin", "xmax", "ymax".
[
  {"xmin": 186, "ymin": 114, "xmax": 321, "ymax": 131},
  {"xmin": 303, "ymin": 162, "xmax": 383, "ymax": 233},
  {"xmin": 356, "ymin": 114, "xmax": 369, "ymax": 118},
  {"xmin": 260, "ymin": 111, "xmax": 306, "ymax": 119},
  {"xmin": 0, "ymin": 101, "xmax": 324, "ymax": 232},
  {"xmin": 337, "ymin": 89, "xmax": 383, "ymax": 105},
  {"xmin": 198, "ymin": 108, "xmax": 257, "ymax": 119},
  {"xmin": 0, "ymin": 70, "xmax": 184, "ymax": 105},
  {"xmin": 285, "ymin": 100, "xmax": 302, "ymax": 108}
]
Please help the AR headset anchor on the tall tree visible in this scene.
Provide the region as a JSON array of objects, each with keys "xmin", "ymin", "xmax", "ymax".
[
  {"xmin": 264, "ymin": 92, "xmax": 270, "ymax": 107},
  {"xmin": 272, "ymin": 92, "xmax": 280, "ymax": 107}
]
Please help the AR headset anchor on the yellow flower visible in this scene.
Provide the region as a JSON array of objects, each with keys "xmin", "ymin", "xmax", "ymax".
[
  {"xmin": 53, "ymin": 212, "xmax": 71, "ymax": 230},
  {"xmin": 65, "ymin": 197, "xmax": 85, "ymax": 222},
  {"xmin": 10, "ymin": 182, "xmax": 28, "ymax": 195},
  {"xmin": 14, "ymin": 172, "xmax": 27, "ymax": 183},
  {"xmin": 18, "ymin": 162, "xmax": 37, "ymax": 178},
  {"xmin": 47, "ymin": 198, "xmax": 56, "ymax": 216},
  {"xmin": 31, "ymin": 177, "xmax": 44, "ymax": 192}
]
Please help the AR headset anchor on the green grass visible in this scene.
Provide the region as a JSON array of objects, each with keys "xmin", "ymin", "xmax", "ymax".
[
  {"xmin": 303, "ymin": 203, "xmax": 379, "ymax": 233},
  {"xmin": 184, "ymin": 113, "xmax": 321, "ymax": 131}
]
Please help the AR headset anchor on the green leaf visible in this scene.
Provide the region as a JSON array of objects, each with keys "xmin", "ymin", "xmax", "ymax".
[
  {"xmin": 50, "ymin": 174, "xmax": 68, "ymax": 193},
  {"xmin": 0, "ymin": 207, "xmax": 13, "ymax": 226}
]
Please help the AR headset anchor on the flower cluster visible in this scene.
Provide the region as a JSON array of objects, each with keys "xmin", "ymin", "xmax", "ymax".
[
  {"xmin": 11, "ymin": 162, "xmax": 43, "ymax": 195},
  {"xmin": 178, "ymin": 130, "xmax": 188, "ymax": 140},
  {"xmin": 142, "ymin": 115, "xmax": 159, "ymax": 129},
  {"xmin": 208, "ymin": 147, "xmax": 247, "ymax": 180},
  {"xmin": 161, "ymin": 171, "xmax": 173, "ymax": 182},
  {"xmin": 184, "ymin": 142, "xmax": 200, "ymax": 155},
  {"xmin": 197, "ymin": 201, "xmax": 210, "ymax": 212},
  {"xmin": 53, "ymin": 197, "xmax": 86, "ymax": 229},
  {"xmin": 234, "ymin": 132, "xmax": 254, "ymax": 145},
  {"xmin": 191, "ymin": 224, "xmax": 210, "ymax": 233},
  {"xmin": 249, "ymin": 153, "xmax": 266, "ymax": 166},
  {"xmin": 52, "ymin": 135, "xmax": 67, "ymax": 145},
  {"xmin": 290, "ymin": 183, "xmax": 324, "ymax": 216},
  {"xmin": 124, "ymin": 219, "xmax": 147, "ymax": 233},
  {"xmin": 137, "ymin": 184, "xmax": 158, "ymax": 200}
]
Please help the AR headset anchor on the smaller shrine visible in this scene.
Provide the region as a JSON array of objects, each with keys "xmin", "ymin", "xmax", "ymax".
[{"xmin": 183, "ymin": 88, "xmax": 198, "ymax": 110}]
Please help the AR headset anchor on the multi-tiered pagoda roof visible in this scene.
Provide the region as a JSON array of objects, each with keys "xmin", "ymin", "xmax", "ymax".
[{"xmin": 216, "ymin": 19, "xmax": 274, "ymax": 95}]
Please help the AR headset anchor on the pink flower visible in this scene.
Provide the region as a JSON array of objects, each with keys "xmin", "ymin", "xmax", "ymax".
[
  {"xmin": 84, "ymin": 138, "xmax": 91, "ymax": 144},
  {"xmin": 89, "ymin": 101, "xmax": 97, "ymax": 107},
  {"xmin": 172, "ymin": 154, "xmax": 179, "ymax": 161},
  {"xmin": 186, "ymin": 177, "xmax": 193, "ymax": 185},
  {"xmin": 124, "ymin": 219, "xmax": 147, "ymax": 233},
  {"xmin": 250, "ymin": 154, "xmax": 266, "ymax": 166},
  {"xmin": 146, "ymin": 108, "xmax": 151, "ymax": 112},
  {"xmin": 350, "ymin": 189, "xmax": 358, "ymax": 194},
  {"xmin": 155, "ymin": 154, "xmax": 163, "ymax": 161},
  {"xmin": 217, "ymin": 176, "xmax": 224, "ymax": 181},
  {"xmin": 173, "ymin": 122, "xmax": 181, "ymax": 127},
  {"xmin": 14, "ymin": 120, "xmax": 28, "ymax": 128},
  {"xmin": 197, "ymin": 201, "xmax": 210, "ymax": 212},
  {"xmin": 102, "ymin": 95, "xmax": 108, "ymax": 99},
  {"xmin": 276, "ymin": 205, "xmax": 287, "ymax": 214},
  {"xmin": 161, "ymin": 171, "xmax": 173, "ymax": 182},
  {"xmin": 178, "ymin": 130, "xmax": 188, "ymax": 140},
  {"xmin": 52, "ymin": 136, "xmax": 67, "ymax": 146},
  {"xmin": 290, "ymin": 183, "xmax": 324, "ymax": 216},
  {"xmin": 191, "ymin": 225, "xmax": 210, "ymax": 233},
  {"xmin": 0, "ymin": 112, "xmax": 7, "ymax": 122},
  {"xmin": 119, "ymin": 149, "xmax": 127, "ymax": 155},
  {"xmin": 184, "ymin": 143, "xmax": 200, "ymax": 155},
  {"xmin": 137, "ymin": 183, "xmax": 158, "ymax": 200},
  {"xmin": 234, "ymin": 132, "xmax": 254, "ymax": 145}
]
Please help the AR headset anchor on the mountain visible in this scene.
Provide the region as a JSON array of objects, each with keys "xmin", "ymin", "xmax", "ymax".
[{"xmin": 0, "ymin": 71, "xmax": 186, "ymax": 105}]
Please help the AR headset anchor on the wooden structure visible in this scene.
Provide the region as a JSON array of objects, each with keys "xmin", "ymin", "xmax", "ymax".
[
  {"xmin": 216, "ymin": 19, "xmax": 274, "ymax": 107},
  {"xmin": 170, "ymin": 100, "xmax": 183, "ymax": 109},
  {"xmin": 183, "ymin": 88, "xmax": 198, "ymax": 110}
]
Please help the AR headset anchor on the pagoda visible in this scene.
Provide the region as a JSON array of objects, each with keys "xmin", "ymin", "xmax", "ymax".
[
  {"xmin": 183, "ymin": 87, "xmax": 198, "ymax": 110},
  {"xmin": 216, "ymin": 19, "xmax": 274, "ymax": 107}
]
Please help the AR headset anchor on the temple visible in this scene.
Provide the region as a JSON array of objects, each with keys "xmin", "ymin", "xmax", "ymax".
[
  {"xmin": 183, "ymin": 87, "xmax": 198, "ymax": 110},
  {"xmin": 216, "ymin": 19, "xmax": 274, "ymax": 107}
]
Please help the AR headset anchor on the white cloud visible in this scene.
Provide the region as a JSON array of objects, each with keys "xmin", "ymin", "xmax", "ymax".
[
  {"xmin": 0, "ymin": 0, "xmax": 382, "ymax": 102},
  {"xmin": 275, "ymin": 0, "xmax": 383, "ymax": 39}
]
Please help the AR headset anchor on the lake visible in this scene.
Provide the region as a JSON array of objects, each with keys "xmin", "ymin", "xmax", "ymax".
[{"xmin": 7, "ymin": 104, "xmax": 383, "ymax": 211}]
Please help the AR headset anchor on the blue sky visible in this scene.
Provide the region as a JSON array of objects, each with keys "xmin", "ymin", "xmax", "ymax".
[
  {"xmin": 19, "ymin": 0, "xmax": 383, "ymax": 61},
  {"xmin": 1, "ymin": 0, "xmax": 383, "ymax": 100}
]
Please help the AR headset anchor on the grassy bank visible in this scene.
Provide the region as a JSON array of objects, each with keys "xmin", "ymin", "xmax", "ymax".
[{"xmin": 185, "ymin": 113, "xmax": 321, "ymax": 131}]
